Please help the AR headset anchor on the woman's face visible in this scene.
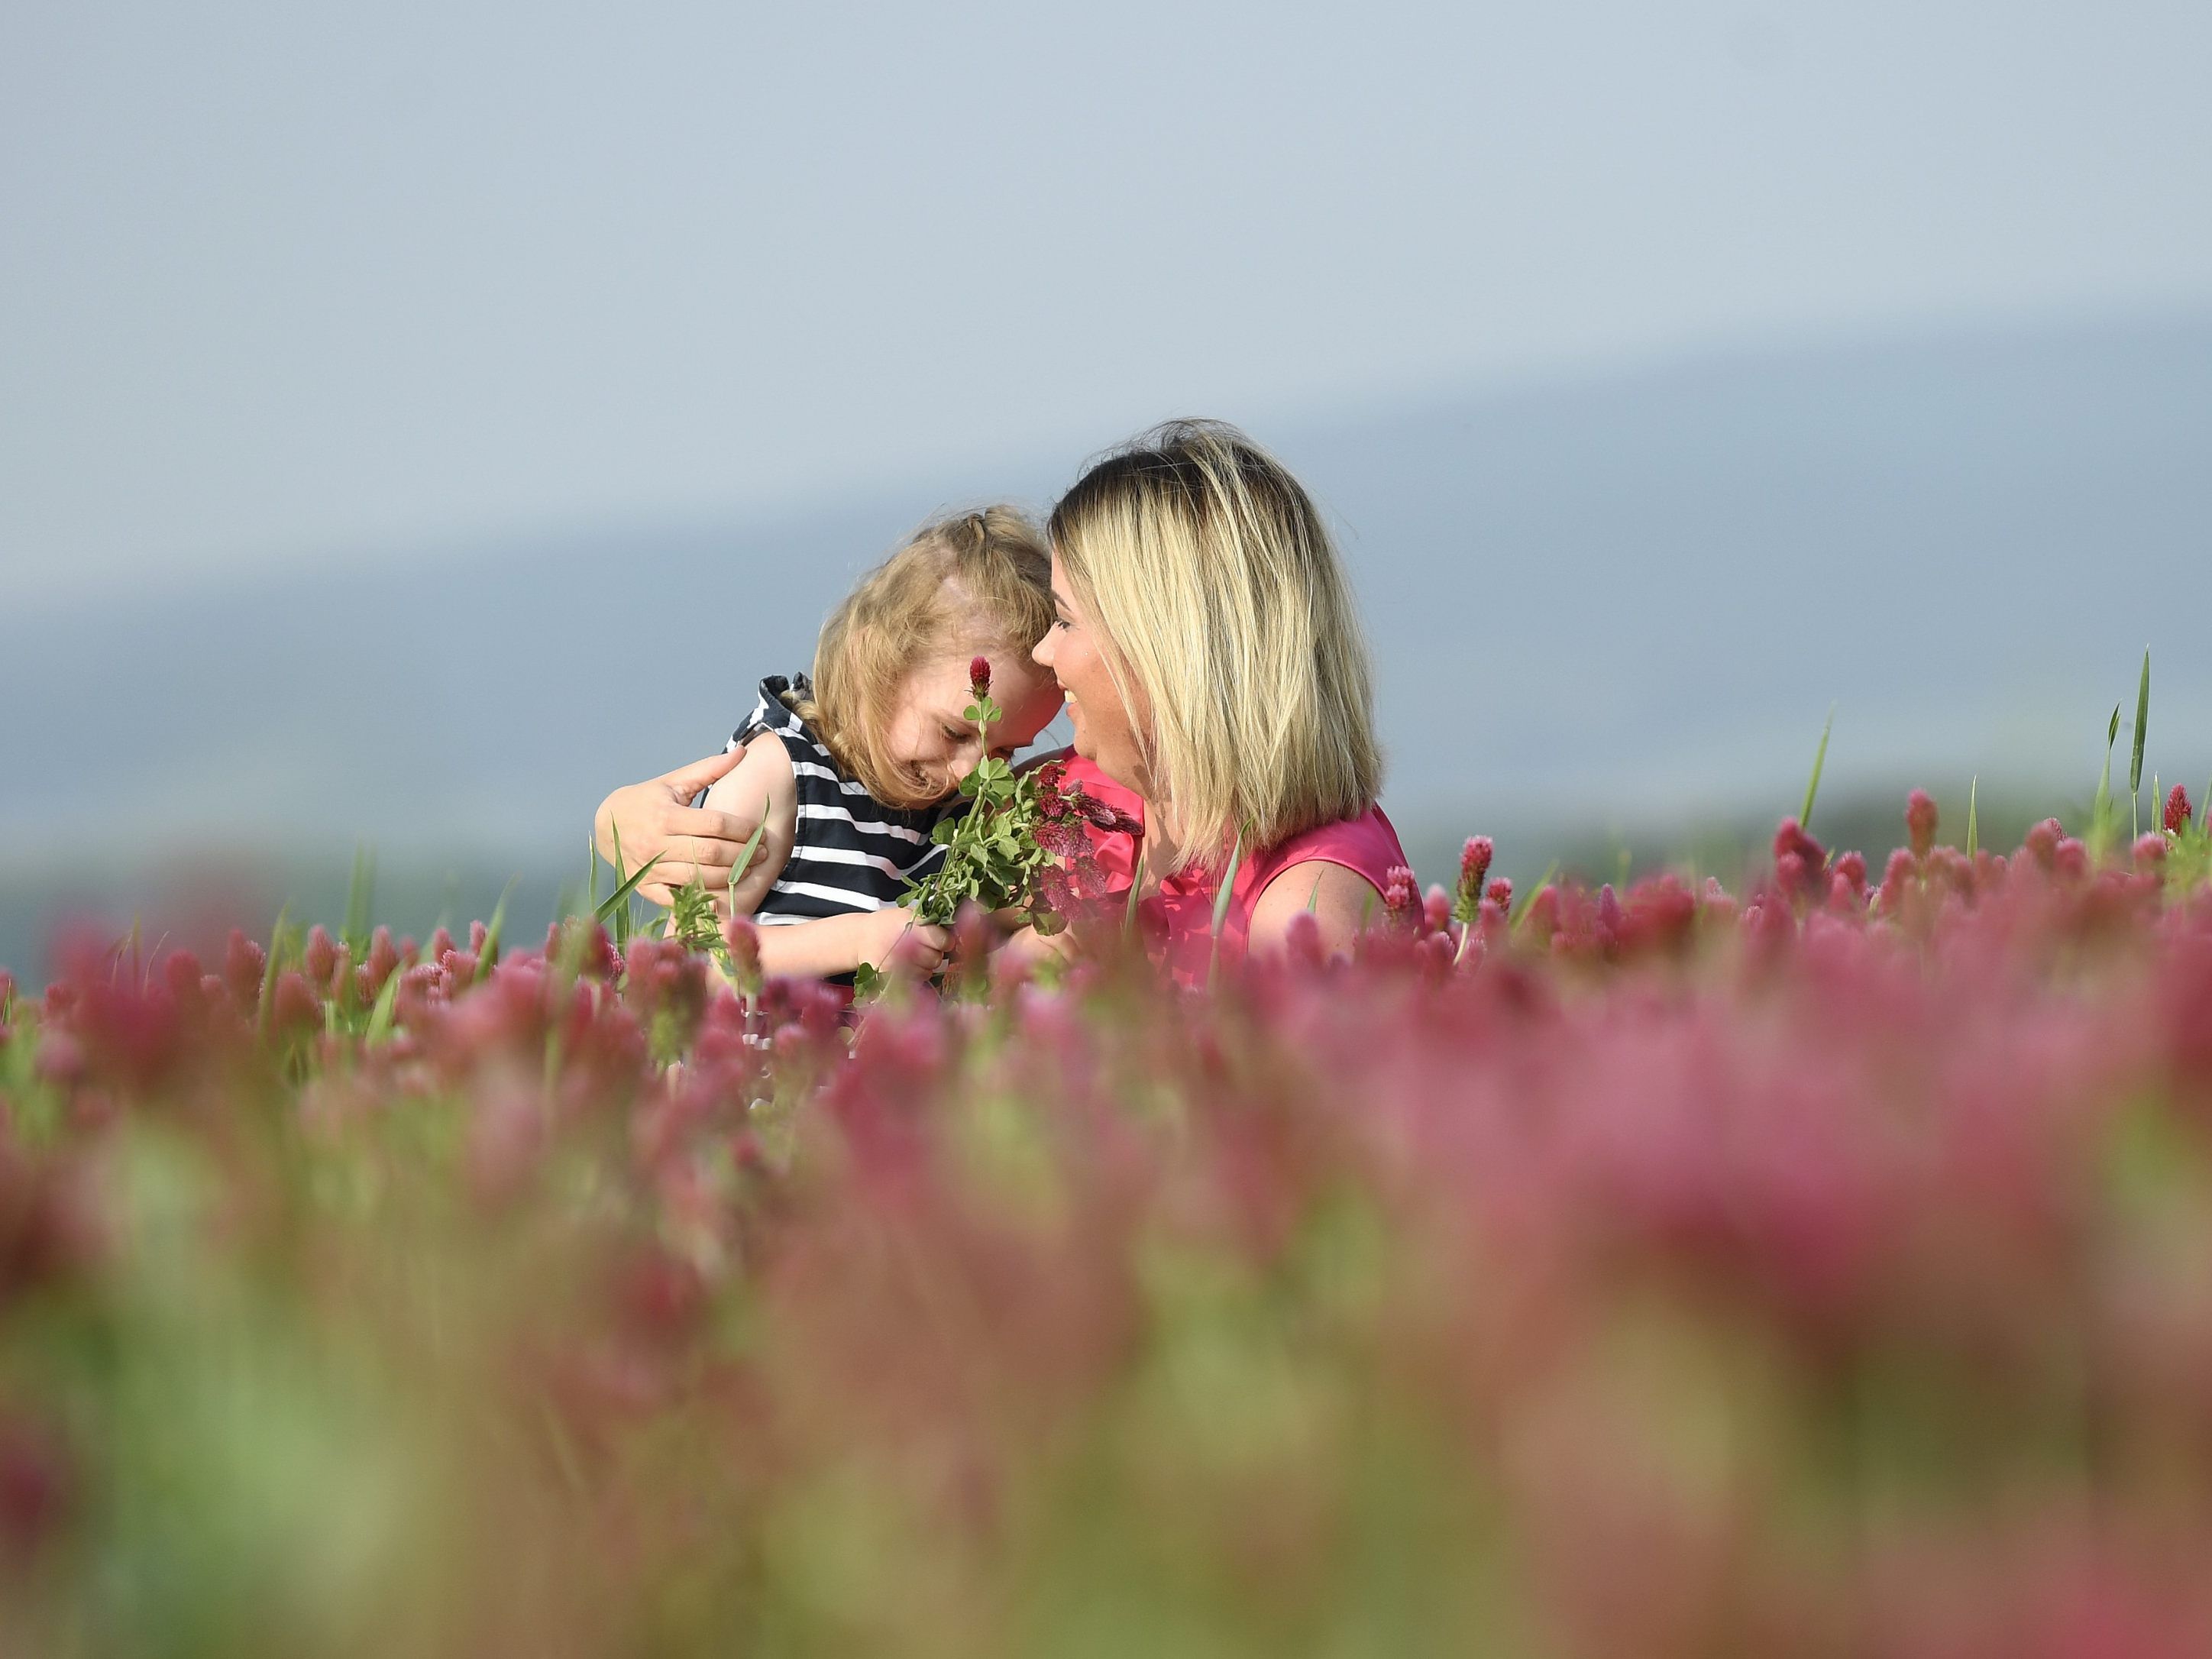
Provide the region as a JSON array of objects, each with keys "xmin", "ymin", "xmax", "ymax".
[
  {"xmin": 880, "ymin": 648, "xmax": 1064, "ymax": 801},
  {"xmin": 1033, "ymin": 554, "xmax": 1150, "ymax": 794}
]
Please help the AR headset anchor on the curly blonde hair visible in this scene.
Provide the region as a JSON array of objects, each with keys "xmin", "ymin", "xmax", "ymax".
[{"xmin": 796, "ymin": 505, "xmax": 1054, "ymax": 809}]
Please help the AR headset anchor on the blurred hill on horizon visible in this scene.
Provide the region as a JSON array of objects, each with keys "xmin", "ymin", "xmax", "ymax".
[{"xmin": 4, "ymin": 306, "xmax": 2209, "ymax": 972}]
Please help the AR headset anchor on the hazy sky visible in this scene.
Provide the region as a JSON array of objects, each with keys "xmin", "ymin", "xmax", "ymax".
[{"xmin": 5, "ymin": 1, "xmax": 2210, "ymax": 606}]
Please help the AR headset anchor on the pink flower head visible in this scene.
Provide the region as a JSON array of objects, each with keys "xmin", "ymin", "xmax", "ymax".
[
  {"xmin": 1772, "ymin": 819, "xmax": 1829, "ymax": 900},
  {"xmin": 1833, "ymin": 849, "xmax": 1868, "ymax": 897},
  {"xmin": 969, "ymin": 655, "xmax": 991, "ymax": 698},
  {"xmin": 2024, "ymin": 818, "xmax": 2063, "ymax": 871},
  {"xmin": 2165, "ymin": 783, "xmax": 2193, "ymax": 836},
  {"xmin": 304, "ymin": 925, "xmax": 338, "ymax": 987},
  {"xmin": 2133, "ymin": 833, "xmax": 2167, "ymax": 867},
  {"xmin": 720, "ymin": 915, "xmax": 762, "ymax": 988},
  {"xmin": 1422, "ymin": 885, "xmax": 1453, "ymax": 935},
  {"xmin": 1877, "ymin": 846, "xmax": 1917, "ymax": 916},
  {"xmin": 364, "ymin": 927, "xmax": 400, "ymax": 996},
  {"xmin": 1382, "ymin": 864, "xmax": 1419, "ymax": 925},
  {"xmin": 1457, "ymin": 836, "xmax": 1494, "ymax": 900},
  {"xmin": 1905, "ymin": 789, "xmax": 1939, "ymax": 859},
  {"xmin": 222, "ymin": 930, "xmax": 267, "ymax": 1008},
  {"xmin": 1066, "ymin": 786, "xmax": 1143, "ymax": 837},
  {"xmin": 271, "ymin": 971, "xmax": 321, "ymax": 1043},
  {"xmin": 1036, "ymin": 814, "xmax": 1091, "ymax": 858},
  {"xmin": 1486, "ymin": 877, "xmax": 1512, "ymax": 910}
]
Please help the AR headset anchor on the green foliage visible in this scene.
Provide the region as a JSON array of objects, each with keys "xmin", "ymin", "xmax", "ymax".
[
  {"xmin": 1800, "ymin": 703, "xmax": 1834, "ymax": 830},
  {"xmin": 473, "ymin": 881, "xmax": 513, "ymax": 985},
  {"xmin": 2130, "ymin": 647, "xmax": 2151, "ymax": 839},
  {"xmin": 343, "ymin": 844, "xmax": 376, "ymax": 956},
  {"xmin": 593, "ymin": 825, "xmax": 662, "ymax": 949},
  {"xmin": 2091, "ymin": 704, "xmax": 2122, "ymax": 857},
  {"xmin": 1206, "ymin": 831, "xmax": 1244, "ymax": 991}
]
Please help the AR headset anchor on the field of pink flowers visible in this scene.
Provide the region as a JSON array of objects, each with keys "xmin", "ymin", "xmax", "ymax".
[{"xmin": 4, "ymin": 785, "xmax": 2212, "ymax": 1657}]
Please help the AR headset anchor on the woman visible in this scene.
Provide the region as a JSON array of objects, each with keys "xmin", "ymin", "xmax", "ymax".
[
  {"xmin": 595, "ymin": 419, "xmax": 1405, "ymax": 976},
  {"xmin": 1012, "ymin": 419, "xmax": 1404, "ymax": 978}
]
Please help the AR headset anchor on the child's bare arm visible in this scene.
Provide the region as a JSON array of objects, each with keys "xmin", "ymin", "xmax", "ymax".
[
  {"xmin": 698, "ymin": 735, "xmax": 799, "ymax": 916},
  {"xmin": 751, "ymin": 907, "xmax": 949, "ymax": 981}
]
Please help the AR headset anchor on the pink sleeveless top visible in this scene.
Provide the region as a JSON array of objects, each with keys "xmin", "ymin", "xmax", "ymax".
[{"xmin": 1053, "ymin": 757, "xmax": 1407, "ymax": 985}]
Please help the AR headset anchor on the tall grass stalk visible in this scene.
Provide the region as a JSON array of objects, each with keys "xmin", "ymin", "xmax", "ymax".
[
  {"xmin": 1207, "ymin": 833, "xmax": 1243, "ymax": 991},
  {"xmin": 1801, "ymin": 704, "xmax": 1835, "ymax": 830},
  {"xmin": 2130, "ymin": 648, "xmax": 2150, "ymax": 842},
  {"xmin": 2092, "ymin": 705, "xmax": 2121, "ymax": 855}
]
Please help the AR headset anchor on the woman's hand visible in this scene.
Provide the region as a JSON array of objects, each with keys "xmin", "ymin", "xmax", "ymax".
[
  {"xmin": 991, "ymin": 923, "xmax": 1081, "ymax": 981},
  {"xmin": 593, "ymin": 752, "xmax": 760, "ymax": 908}
]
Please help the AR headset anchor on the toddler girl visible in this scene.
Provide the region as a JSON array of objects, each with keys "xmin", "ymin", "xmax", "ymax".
[{"xmin": 700, "ymin": 506, "xmax": 1064, "ymax": 981}]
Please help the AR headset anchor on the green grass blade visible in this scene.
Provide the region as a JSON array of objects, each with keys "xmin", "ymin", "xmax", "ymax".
[
  {"xmin": 1210, "ymin": 833, "xmax": 1243, "ymax": 941},
  {"xmin": 1124, "ymin": 844, "xmax": 1147, "ymax": 938},
  {"xmin": 1965, "ymin": 777, "xmax": 1978, "ymax": 859},
  {"xmin": 2091, "ymin": 703, "xmax": 2121, "ymax": 852},
  {"xmin": 609, "ymin": 823, "xmax": 633, "ymax": 950},
  {"xmin": 2130, "ymin": 647, "xmax": 2150, "ymax": 839},
  {"xmin": 1207, "ymin": 833, "xmax": 1243, "ymax": 992},
  {"xmin": 594, "ymin": 850, "xmax": 664, "ymax": 930},
  {"xmin": 726, "ymin": 799, "xmax": 771, "ymax": 901},
  {"xmin": 587, "ymin": 833, "xmax": 601, "ymax": 912},
  {"xmin": 1511, "ymin": 862, "xmax": 1559, "ymax": 930},
  {"xmin": 474, "ymin": 878, "xmax": 519, "ymax": 985},
  {"xmin": 344, "ymin": 843, "xmax": 376, "ymax": 952},
  {"xmin": 364, "ymin": 962, "xmax": 403, "ymax": 1043},
  {"xmin": 257, "ymin": 904, "xmax": 291, "ymax": 1033},
  {"xmin": 1800, "ymin": 704, "xmax": 1835, "ymax": 829}
]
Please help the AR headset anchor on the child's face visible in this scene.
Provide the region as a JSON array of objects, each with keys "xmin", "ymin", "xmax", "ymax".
[{"xmin": 881, "ymin": 649, "xmax": 1065, "ymax": 802}]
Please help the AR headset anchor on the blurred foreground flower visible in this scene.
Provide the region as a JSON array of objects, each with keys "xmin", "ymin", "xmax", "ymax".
[{"xmin": 0, "ymin": 795, "xmax": 2210, "ymax": 1656}]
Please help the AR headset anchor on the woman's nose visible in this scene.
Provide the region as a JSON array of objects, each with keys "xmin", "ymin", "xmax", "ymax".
[{"xmin": 1032, "ymin": 632, "xmax": 1056, "ymax": 669}]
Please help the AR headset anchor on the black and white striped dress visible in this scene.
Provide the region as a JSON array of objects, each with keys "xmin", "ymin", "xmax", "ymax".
[{"xmin": 723, "ymin": 674, "xmax": 952, "ymax": 927}]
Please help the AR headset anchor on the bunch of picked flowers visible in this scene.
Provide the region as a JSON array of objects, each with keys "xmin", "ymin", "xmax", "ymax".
[{"xmin": 899, "ymin": 657, "xmax": 1140, "ymax": 936}]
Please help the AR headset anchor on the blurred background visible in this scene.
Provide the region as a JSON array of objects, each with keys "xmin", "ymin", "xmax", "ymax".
[{"xmin": 4, "ymin": 1, "xmax": 2209, "ymax": 974}]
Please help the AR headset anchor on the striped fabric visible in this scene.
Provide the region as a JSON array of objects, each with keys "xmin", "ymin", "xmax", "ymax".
[{"xmin": 725, "ymin": 675, "xmax": 951, "ymax": 927}]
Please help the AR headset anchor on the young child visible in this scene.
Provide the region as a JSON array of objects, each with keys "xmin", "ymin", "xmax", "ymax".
[{"xmin": 703, "ymin": 506, "xmax": 1066, "ymax": 981}]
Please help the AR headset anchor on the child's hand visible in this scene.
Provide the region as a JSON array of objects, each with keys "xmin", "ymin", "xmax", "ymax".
[{"xmin": 855, "ymin": 907, "xmax": 949, "ymax": 978}]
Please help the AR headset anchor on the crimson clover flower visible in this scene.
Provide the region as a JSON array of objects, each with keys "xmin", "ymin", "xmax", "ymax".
[
  {"xmin": 1906, "ymin": 789, "xmax": 1939, "ymax": 860},
  {"xmin": 1382, "ymin": 865, "xmax": 1419, "ymax": 931},
  {"xmin": 2166, "ymin": 784, "xmax": 2193, "ymax": 836},
  {"xmin": 969, "ymin": 656, "xmax": 991, "ymax": 699},
  {"xmin": 1065, "ymin": 785, "xmax": 1143, "ymax": 837},
  {"xmin": 1453, "ymin": 837, "xmax": 1494, "ymax": 924},
  {"xmin": 1772, "ymin": 819, "xmax": 1829, "ymax": 901}
]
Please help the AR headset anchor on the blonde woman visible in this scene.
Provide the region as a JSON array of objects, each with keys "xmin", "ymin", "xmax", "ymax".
[{"xmin": 1017, "ymin": 419, "xmax": 1406, "ymax": 979}]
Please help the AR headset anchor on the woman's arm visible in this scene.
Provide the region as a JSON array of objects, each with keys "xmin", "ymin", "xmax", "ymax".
[
  {"xmin": 1247, "ymin": 859, "xmax": 1384, "ymax": 960},
  {"xmin": 698, "ymin": 736, "xmax": 798, "ymax": 915}
]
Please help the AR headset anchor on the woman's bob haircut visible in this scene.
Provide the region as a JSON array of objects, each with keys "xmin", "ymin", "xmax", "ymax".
[{"xmin": 1047, "ymin": 419, "xmax": 1381, "ymax": 872}]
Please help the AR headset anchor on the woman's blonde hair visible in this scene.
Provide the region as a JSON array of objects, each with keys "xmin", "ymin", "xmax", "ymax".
[
  {"xmin": 797, "ymin": 505, "xmax": 1054, "ymax": 810},
  {"xmin": 1047, "ymin": 419, "xmax": 1381, "ymax": 872}
]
